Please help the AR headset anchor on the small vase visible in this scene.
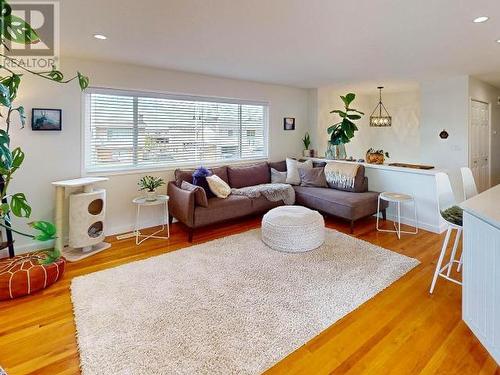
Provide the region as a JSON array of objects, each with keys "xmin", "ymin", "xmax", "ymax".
[
  {"xmin": 325, "ymin": 142, "xmax": 347, "ymax": 160},
  {"xmin": 145, "ymin": 191, "xmax": 157, "ymax": 202}
]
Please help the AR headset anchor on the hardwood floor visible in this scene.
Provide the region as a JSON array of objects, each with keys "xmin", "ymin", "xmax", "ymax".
[{"xmin": 0, "ymin": 216, "xmax": 498, "ymax": 374}]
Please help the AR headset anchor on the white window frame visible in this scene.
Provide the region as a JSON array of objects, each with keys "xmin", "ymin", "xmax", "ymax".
[{"xmin": 82, "ymin": 87, "xmax": 269, "ymax": 175}]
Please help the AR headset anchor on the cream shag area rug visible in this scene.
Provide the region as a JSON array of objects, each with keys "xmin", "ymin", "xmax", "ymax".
[{"xmin": 71, "ymin": 229, "xmax": 419, "ymax": 375}]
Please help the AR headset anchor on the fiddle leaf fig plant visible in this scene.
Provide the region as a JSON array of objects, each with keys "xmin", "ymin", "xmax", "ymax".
[
  {"xmin": 328, "ymin": 93, "xmax": 364, "ymax": 145},
  {"xmin": 0, "ymin": 0, "xmax": 89, "ymax": 263}
]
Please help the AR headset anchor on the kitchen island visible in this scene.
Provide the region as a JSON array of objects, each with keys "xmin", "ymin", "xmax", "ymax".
[{"xmin": 461, "ymin": 184, "xmax": 500, "ymax": 365}]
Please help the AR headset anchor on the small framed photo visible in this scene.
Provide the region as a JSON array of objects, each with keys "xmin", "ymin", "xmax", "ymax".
[
  {"xmin": 284, "ymin": 117, "xmax": 295, "ymax": 131},
  {"xmin": 31, "ymin": 108, "xmax": 62, "ymax": 131}
]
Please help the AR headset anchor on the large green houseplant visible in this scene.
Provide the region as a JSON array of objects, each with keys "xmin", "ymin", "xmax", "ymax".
[
  {"xmin": 0, "ymin": 0, "xmax": 89, "ymax": 264},
  {"xmin": 326, "ymin": 93, "xmax": 364, "ymax": 159}
]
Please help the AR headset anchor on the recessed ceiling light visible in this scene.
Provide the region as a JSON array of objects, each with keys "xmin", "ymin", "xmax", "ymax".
[
  {"xmin": 93, "ymin": 34, "xmax": 107, "ymax": 40},
  {"xmin": 473, "ymin": 16, "xmax": 489, "ymax": 23},
  {"xmin": 496, "ymin": 39, "xmax": 500, "ymax": 43}
]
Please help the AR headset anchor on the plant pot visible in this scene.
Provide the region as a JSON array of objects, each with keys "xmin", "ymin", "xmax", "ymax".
[
  {"xmin": 325, "ymin": 142, "xmax": 347, "ymax": 160},
  {"xmin": 0, "ymin": 252, "xmax": 66, "ymax": 300},
  {"xmin": 302, "ymin": 149, "xmax": 313, "ymax": 157},
  {"xmin": 366, "ymin": 152, "xmax": 385, "ymax": 164},
  {"xmin": 145, "ymin": 190, "xmax": 157, "ymax": 202}
]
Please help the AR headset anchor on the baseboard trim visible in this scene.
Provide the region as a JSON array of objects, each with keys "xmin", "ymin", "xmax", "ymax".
[{"xmin": 381, "ymin": 213, "xmax": 445, "ymax": 234}]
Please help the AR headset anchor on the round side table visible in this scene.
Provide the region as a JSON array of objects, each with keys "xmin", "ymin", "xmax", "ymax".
[
  {"xmin": 132, "ymin": 195, "xmax": 170, "ymax": 245},
  {"xmin": 376, "ymin": 192, "xmax": 418, "ymax": 239}
]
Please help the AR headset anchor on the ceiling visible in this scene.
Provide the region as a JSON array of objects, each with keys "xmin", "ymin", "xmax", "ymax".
[{"xmin": 59, "ymin": 0, "xmax": 500, "ymax": 89}]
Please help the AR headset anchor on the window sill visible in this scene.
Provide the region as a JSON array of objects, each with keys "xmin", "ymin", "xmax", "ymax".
[{"xmin": 83, "ymin": 157, "xmax": 270, "ymax": 177}]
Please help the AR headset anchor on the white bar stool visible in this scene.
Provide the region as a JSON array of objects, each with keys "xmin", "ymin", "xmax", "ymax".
[
  {"xmin": 376, "ymin": 192, "xmax": 418, "ymax": 239},
  {"xmin": 429, "ymin": 172, "xmax": 464, "ymax": 294}
]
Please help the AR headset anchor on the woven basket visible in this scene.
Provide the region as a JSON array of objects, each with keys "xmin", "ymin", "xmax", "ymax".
[{"xmin": 366, "ymin": 152, "xmax": 385, "ymax": 164}]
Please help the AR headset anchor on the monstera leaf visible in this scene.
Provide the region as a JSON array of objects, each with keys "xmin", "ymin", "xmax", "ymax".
[
  {"xmin": 11, "ymin": 146, "xmax": 24, "ymax": 172},
  {"xmin": 10, "ymin": 192, "xmax": 31, "ymax": 218},
  {"xmin": 78, "ymin": 72, "xmax": 89, "ymax": 90},
  {"xmin": 1, "ymin": 74, "xmax": 21, "ymax": 101},
  {"xmin": 0, "ymin": 129, "xmax": 12, "ymax": 170},
  {"xmin": 1, "ymin": 13, "xmax": 39, "ymax": 44},
  {"xmin": 46, "ymin": 69, "xmax": 64, "ymax": 82},
  {"xmin": 29, "ymin": 220, "xmax": 56, "ymax": 241},
  {"xmin": 13, "ymin": 106, "xmax": 26, "ymax": 126},
  {"xmin": 0, "ymin": 82, "xmax": 11, "ymax": 107}
]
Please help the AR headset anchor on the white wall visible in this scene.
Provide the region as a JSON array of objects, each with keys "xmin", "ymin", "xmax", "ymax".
[
  {"xmin": 313, "ymin": 76, "xmax": 475, "ymax": 202},
  {"xmin": 3, "ymin": 57, "xmax": 310, "ymax": 256},
  {"xmin": 419, "ymin": 76, "xmax": 469, "ymax": 202},
  {"xmin": 468, "ymin": 77, "xmax": 500, "ymax": 186},
  {"xmin": 313, "ymin": 86, "xmax": 420, "ymax": 162}
]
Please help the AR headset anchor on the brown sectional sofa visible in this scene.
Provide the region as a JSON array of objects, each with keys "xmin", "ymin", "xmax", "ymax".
[{"xmin": 168, "ymin": 161, "xmax": 387, "ymax": 241}]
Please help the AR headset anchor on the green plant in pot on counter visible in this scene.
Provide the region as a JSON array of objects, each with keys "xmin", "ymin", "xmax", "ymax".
[
  {"xmin": 138, "ymin": 176, "xmax": 165, "ymax": 201},
  {"xmin": 302, "ymin": 132, "xmax": 313, "ymax": 157},
  {"xmin": 326, "ymin": 93, "xmax": 364, "ymax": 159},
  {"xmin": 0, "ymin": 0, "xmax": 89, "ymax": 263}
]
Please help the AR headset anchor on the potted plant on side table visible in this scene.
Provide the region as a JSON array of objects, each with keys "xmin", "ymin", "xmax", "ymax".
[{"xmin": 138, "ymin": 176, "xmax": 165, "ymax": 201}]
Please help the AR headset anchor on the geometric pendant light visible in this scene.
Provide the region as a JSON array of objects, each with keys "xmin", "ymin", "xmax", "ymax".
[{"xmin": 369, "ymin": 86, "xmax": 392, "ymax": 127}]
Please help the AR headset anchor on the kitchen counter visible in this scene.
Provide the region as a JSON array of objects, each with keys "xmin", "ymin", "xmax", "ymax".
[
  {"xmin": 461, "ymin": 184, "xmax": 500, "ymax": 230},
  {"xmin": 461, "ymin": 184, "xmax": 500, "ymax": 365}
]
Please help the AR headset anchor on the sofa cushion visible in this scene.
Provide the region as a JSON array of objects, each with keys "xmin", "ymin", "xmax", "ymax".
[
  {"xmin": 286, "ymin": 158, "xmax": 313, "ymax": 185},
  {"xmin": 174, "ymin": 166, "xmax": 229, "ymax": 187},
  {"xmin": 227, "ymin": 162, "xmax": 270, "ymax": 188},
  {"xmin": 180, "ymin": 181, "xmax": 208, "ymax": 207},
  {"xmin": 325, "ymin": 164, "xmax": 367, "ymax": 193},
  {"xmin": 268, "ymin": 160, "xmax": 287, "ymax": 172},
  {"xmin": 271, "ymin": 168, "xmax": 287, "ymax": 183},
  {"xmin": 299, "ymin": 167, "xmax": 328, "ymax": 187},
  {"xmin": 193, "ymin": 195, "xmax": 253, "ymax": 227},
  {"xmin": 206, "ymin": 175, "xmax": 231, "ymax": 198},
  {"xmin": 294, "ymin": 186, "xmax": 388, "ymax": 221}
]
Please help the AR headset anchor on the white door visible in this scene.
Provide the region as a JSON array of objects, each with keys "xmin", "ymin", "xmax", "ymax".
[{"xmin": 469, "ymin": 100, "xmax": 490, "ymax": 192}]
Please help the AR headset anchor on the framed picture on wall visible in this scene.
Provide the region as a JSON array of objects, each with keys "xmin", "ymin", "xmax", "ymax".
[
  {"xmin": 31, "ymin": 108, "xmax": 62, "ymax": 131},
  {"xmin": 283, "ymin": 117, "xmax": 295, "ymax": 131}
]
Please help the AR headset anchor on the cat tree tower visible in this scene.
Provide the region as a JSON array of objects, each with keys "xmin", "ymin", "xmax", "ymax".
[{"xmin": 52, "ymin": 177, "xmax": 110, "ymax": 262}]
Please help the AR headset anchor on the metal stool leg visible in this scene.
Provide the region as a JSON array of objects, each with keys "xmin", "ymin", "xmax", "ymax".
[
  {"xmin": 446, "ymin": 228, "xmax": 462, "ymax": 277},
  {"xmin": 430, "ymin": 227, "xmax": 452, "ymax": 294},
  {"xmin": 376, "ymin": 194, "xmax": 381, "ymax": 231},
  {"xmin": 457, "ymin": 253, "xmax": 463, "ymax": 273}
]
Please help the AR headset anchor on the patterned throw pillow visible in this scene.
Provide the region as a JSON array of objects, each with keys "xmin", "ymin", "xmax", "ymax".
[
  {"xmin": 285, "ymin": 158, "xmax": 313, "ymax": 185},
  {"xmin": 192, "ymin": 166, "xmax": 214, "ymax": 198},
  {"xmin": 206, "ymin": 175, "xmax": 231, "ymax": 198},
  {"xmin": 271, "ymin": 168, "xmax": 287, "ymax": 183},
  {"xmin": 181, "ymin": 181, "xmax": 209, "ymax": 207},
  {"xmin": 441, "ymin": 205, "xmax": 463, "ymax": 226}
]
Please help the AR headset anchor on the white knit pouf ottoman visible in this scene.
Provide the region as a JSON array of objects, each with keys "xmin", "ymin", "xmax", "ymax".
[{"xmin": 262, "ymin": 206, "xmax": 325, "ymax": 252}]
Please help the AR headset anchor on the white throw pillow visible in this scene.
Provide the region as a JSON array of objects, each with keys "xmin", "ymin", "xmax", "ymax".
[
  {"xmin": 285, "ymin": 158, "xmax": 313, "ymax": 185},
  {"xmin": 206, "ymin": 174, "xmax": 231, "ymax": 198},
  {"xmin": 271, "ymin": 168, "xmax": 287, "ymax": 183}
]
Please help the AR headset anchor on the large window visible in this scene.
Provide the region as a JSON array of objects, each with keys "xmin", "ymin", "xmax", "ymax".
[{"xmin": 84, "ymin": 88, "xmax": 268, "ymax": 172}]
